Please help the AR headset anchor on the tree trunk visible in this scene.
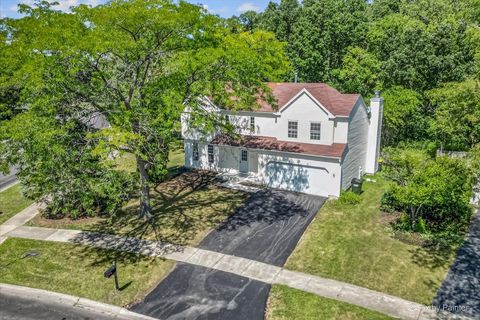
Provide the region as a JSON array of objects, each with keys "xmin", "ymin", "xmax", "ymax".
[{"xmin": 136, "ymin": 156, "xmax": 151, "ymax": 219}]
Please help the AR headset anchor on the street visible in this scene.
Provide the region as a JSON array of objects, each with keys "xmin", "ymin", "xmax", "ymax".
[{"xmin": 0, "ymin": 167, "xmax": 18, "ymax": 191}]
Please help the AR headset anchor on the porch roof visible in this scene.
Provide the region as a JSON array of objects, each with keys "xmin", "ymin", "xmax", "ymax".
[{"xmin": 211, "ymin": 134, "xmax": 347, "ymax": 159}]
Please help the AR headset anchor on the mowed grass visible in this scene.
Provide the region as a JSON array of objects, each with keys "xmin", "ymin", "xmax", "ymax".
[
  {"xmin": 115, "ymin": 149, "xmax": 185, "ymax": 176},
  {"xmin": 29, "ymin": 170, "xmax": 247, "ymax": 246},
  {"xmin": 0, "ymin": 238, "xmax": 174, "ymax": 307},
  {"xmin": 285, "ymin": 175, "xmax": 454, "ymax": 305},
  {"xmin": 266, "ymin": 285, "xmax": 395, "ymax": 320},
  {"xmin": 0, "ymin": 184, "xmax": 33, "ymax": 225}
]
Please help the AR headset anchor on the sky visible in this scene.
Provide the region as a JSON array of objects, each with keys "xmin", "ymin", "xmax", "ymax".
[{"xmin": 0, "ymin": 0, "xmax": 277, "ymax": 19}]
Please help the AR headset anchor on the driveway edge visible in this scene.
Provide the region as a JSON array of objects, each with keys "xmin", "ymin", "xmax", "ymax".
[{"xmin": 0, "ymin": 283, "xmax": 158, "ymax": 320}]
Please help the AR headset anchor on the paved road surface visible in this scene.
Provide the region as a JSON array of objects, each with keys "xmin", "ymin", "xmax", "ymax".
[
  {"xmin": 0, "ymin": 167, "xmax": 18, "ymax": 191},
  {"xmin": 433, "ymin": 209, "xmax": 480, "ymax": 318},
  {"xmin": 131, "ymin": 190, "xmax": 326, "ymax": 320},
  {"xmin": 131, "ymin": 263, "xmax": 270, "ymax": 320},
  {"xmin": 0, "ymin": 290, "xmax": 116, "ymax": 320}
]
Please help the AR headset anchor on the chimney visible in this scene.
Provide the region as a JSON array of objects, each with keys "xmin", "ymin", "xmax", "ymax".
[
  {"xmin": 365, "ymin": 91, "xmax": 383, "ymax": 174},
  {"xmin": 294, "ymin": 71, "xmax": 298, "ymax": 83}
]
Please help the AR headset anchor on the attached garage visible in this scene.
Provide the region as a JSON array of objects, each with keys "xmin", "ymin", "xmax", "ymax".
[{"xmin": 258, "ymin": 153, "xmax": 342, "ymax": 197}]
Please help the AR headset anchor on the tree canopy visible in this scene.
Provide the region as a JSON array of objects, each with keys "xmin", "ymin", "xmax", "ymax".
[
  {"xmin": 0, "ymin": 0, "xmax": 290, "ymax": 218},
  {"xmin": 249, "ymin": 0, "xmax": 480, "ymax": 150}
]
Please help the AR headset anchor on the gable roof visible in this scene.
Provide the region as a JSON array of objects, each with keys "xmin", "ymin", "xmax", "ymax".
[{"xmin": 257, "ymin": 83, "xmax": 360, "ymax": 117}]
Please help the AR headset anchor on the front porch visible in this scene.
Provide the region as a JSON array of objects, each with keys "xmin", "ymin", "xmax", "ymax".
[{"xmin": 217, "ymin": 171, "xmax": 264, "ymax": 193}]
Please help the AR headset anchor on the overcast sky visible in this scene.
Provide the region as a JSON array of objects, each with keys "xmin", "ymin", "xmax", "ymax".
[{"xmin": 1, "ymin": 0, "xmax": 277, "ymax": 19}]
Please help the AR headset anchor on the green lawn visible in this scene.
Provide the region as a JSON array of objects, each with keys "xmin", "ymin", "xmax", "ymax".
[
  {"xmin": 0, "ymin": 238, "xmax": 174, "ymax": 306},
  {"xmin": 266, "ymin": 285, "xmax": 395, "ymax": 320},
  {"xmin": 0, "ymin": 238, "xmax": 174, "ymax": 307},
  {"xmin": 0, "ymin": 184, "xmax": 33, "ymax": 225},
  {"xmin": 115, "ymin": 149, "xmax": 185, "ymax": 176},
  {"xmin": 285, "ymin": 175, "xmax": 454, "ymax": 305},
  {"xmin": 29, "ymin": 170, "xmax": 246, "ymax": 246}
]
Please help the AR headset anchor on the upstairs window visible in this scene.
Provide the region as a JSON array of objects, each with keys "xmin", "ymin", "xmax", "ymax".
[
  {"xmin": 250, "ymin": 116, "xmax": 255, "ymax": 132},
  {"xmin": 310, "ymin": 122, "xmax": 321, "ymax": 140},
  {"xmin": 208, "ymin": 145, "xmax": 214, "ymax": 164},
  {"xmin": 192, "ymin": 142, "xmax": 199, "ymax": 161},
  {"xmin": 288, "ymin": 121, "xmax": 298, "ymax": 138}
]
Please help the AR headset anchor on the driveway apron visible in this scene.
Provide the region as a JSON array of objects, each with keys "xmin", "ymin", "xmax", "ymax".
[{"xmin": 131, "ymin": 189, "xmax": 326, "ymax": 320}]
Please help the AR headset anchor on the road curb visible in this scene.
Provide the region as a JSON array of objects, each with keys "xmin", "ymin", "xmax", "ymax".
[{"xmin": 0, "ymin": 283, "xmax": 158, "ymax": 320}]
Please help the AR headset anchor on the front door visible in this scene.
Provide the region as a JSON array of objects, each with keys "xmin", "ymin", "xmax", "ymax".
[{"xmin": 239, "ymin": 149, "xmax": 248, "ymax": 174}]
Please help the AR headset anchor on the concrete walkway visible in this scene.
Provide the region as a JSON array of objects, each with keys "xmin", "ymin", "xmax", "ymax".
[
  {"xmin": 4, "ymin": 225, "xmax": 463, "ymax": 320},
  {"xmin": 0, "ymin": 202, "xmax": 44, "ymax": 237},
  {"xmin": 0, "ymin": 283, "xmax": 158, "ymax": 320}
]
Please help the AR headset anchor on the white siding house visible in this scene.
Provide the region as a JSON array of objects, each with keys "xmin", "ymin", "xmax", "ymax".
[{"xmin": 182, "ymin": 83, "xmax": 383, "ymax": 198}]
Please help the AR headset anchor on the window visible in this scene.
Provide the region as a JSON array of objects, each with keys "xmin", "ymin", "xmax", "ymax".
[
  {"xmin": 250, "ymin": 116, "xmax": 255, "ymax": 132},
  {"xmin": 310, "ymin": 122, "xmax": 321, "ymax": 140},
  {"xmin": 192, "ymin": 142, "xmax": 199, "ymax": 161},
  {"xmin": 241, "ymin": 150, "xmax": 248, "ymax": 161},
  {"xmin": 208, "ymin": 145, "xmax": 214, "ymax": 164},
  {"xmin": 224, "ymin": 114, "xmax": 230, "ymax": 123},
  {"xmin": 288, "ymin": 121, "xmax": 298, "ymax": 138}
]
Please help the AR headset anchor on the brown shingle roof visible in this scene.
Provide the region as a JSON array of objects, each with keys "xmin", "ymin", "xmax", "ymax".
[
  {"xmin": 257, "ymin": 82, "xmax": 360, "ymax": 116},
  {"xmin": 212, "ymin": 135, "xmax": 347, "ymax": 159}
]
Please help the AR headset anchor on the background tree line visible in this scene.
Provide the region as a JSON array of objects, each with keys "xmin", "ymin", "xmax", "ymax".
[{"xmin": 232, "ymin": 0, "xmax": 480, "ymax": 151}]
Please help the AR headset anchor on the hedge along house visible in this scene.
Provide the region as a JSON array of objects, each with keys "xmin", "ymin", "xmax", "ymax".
[{"xmin": 181, "ymin": 83, "xmax": 383, "ymax": 198}]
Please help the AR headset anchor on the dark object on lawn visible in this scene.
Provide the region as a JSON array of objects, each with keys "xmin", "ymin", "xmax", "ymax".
[
  {"xmin": 351, "ymin": 178, "xmax": 363, "ymax": 194},
  {"xmin": 104, "ymin": 261, "xmax": 119, "ymax": 291},
  {"xmin": 21, "ymin": 251, "xmax": 40, "ymax": 259}
]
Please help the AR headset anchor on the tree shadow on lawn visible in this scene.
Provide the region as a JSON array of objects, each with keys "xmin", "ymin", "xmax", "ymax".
[{"xmin": 84, "ymin": 170, "xmax": 247, "ymax": 246}]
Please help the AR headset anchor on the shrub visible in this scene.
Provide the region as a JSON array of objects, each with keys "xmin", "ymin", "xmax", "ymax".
[
  {"xmin": 382, "ymin": 149, "xmax": 474, "ymax": 236},
  {"xmin": 337, "ymin": 191, "xmax": 362, "ymax": 205}
]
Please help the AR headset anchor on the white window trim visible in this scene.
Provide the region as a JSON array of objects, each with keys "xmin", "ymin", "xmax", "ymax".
[
  {"xmin": 310, "ymin": 122, "xmax": 321, "ymax": 140},
  {"xmin": 288, "ymin": 120, "xmax": 298, "ymax": 138}
]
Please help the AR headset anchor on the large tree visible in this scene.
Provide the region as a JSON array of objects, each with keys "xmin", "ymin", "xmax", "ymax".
[
  {"xmin": 287, "ymin": 0, "xmax": 368, "ymax": 82},
  {"xmin": 0, "ymin": 0, "xmax": 290, "ymax": 218},
  {"xmin": 428, "ymin": 79, "xmax": 480, "ymax": 150}
]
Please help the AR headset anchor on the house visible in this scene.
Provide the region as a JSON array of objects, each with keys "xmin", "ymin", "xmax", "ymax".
[{"xmin": 181, "ymin": 82, "xmax": 383, "ymax": 198}]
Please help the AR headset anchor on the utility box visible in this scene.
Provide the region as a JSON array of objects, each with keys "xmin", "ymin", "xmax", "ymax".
[{"xmin": 351, "ymin": 178, "xmax": 363, "ymax": 194}]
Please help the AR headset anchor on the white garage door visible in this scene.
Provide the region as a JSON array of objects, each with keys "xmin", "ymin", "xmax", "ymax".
[{"xmin": 265, "ymin": 161, "xmax": 330, "ymax": 195}]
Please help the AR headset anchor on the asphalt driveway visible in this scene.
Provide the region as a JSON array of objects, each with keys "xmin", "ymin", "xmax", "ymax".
[
  {"xmin": 199, "ymin": 189, "xmax": 326, "ymax": 266},
  {"xmin": 131, "ymin": 189, "xmax": 326, "ymax": 320},
  {"xmin": 433, "ymin": 209, "xmax": 480, "ymax": 318}
]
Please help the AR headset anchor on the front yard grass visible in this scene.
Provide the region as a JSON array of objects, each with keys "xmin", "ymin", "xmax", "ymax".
[
  {"xmin": 266, "ymin": 285, "xmax": 395, "ymax": 320},
  {"xmin": 285, "ymin": 175, "xmax": 455, "ymax": 305},
  {"xmin": 28, "ymin": 170, "xmax": 247, "ymax": 246},
  {"xmin": 0, "ymin": 238, "xmax": 174, "ymax": 307},
  {"xmin": 0, "ymin": 184, "xmax": 33, "ymax": 225}
]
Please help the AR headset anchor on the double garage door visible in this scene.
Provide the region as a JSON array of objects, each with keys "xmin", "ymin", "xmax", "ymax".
[{"xmin": 264, "ymin": 161, "xmax": 331, "ymax": 196}]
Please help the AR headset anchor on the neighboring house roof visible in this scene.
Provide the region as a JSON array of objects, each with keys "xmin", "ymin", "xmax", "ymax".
[
  {"xmin": 212, "ymin": 134, "xmax": 347, "ymax": 159},
  {"xmin": 256, "ymin": 82, "xmax": 360, "ymax": 117}
]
